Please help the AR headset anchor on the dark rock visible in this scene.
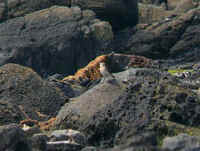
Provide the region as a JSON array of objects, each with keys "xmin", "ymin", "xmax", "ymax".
[
  {"xmin": 0, "ymin": 0, "xmax": 69, "ymax": 22},
  {"xmin": 31, "ymin": 133, "xmax": 48, "ymax": 151},
  {"xmin": 71, "ymin": 0, "xmax": 138, "ymax": 30},
  {"xmin": 0, "ymin": 124, "xmax": 31, "ymax": 151},
  {"xmin": 0, "ymin": 63, "xmax": 67, "ymax": 121},
  {"xmin": 109, "ymin": 7, "xmax": 200, "ymax": 62},
  {"xmin": 54, "ymin": 68, "xmax": 200, "ymax": 147},
  {"xmin": 0, "ymin": 6, "xmax": 113, "ymax": 77},
  {"xmin": 0, "ymin": 101, "xmax": 27, "ymax": 125},
  {"xmin": 162, "ymin": 133, "xmax": 200, "ymax": 151}
]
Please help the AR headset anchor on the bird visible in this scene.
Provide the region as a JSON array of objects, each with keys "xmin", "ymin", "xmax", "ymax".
[{"xmin": 99, "ymin": 62, "xmax": 115, "ymax": 82}]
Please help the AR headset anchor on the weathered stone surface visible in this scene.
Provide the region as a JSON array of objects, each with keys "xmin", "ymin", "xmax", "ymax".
[
  {"xmin": 31, "ymin": 133, "xmax": 48, "ymax": 151},
  {"xmin": 109, "ymin": 7, "xmax": 200, "ymax": 62},
  {"xmin": 0, "ymin": 124, "xmax": 31, "ymax": 151},
  {"xmin": 0, "ymin": 6, "xmax": 113, "ymax": 77},
  {"xmin": 54, "ymin": 67, "xmax": 200, "ymax": 147},
  {"xmin": 71, "ymin": 0, "xmax": 138, "ymax": 30},
  {"xmin": 0, "ymin": 0, "xmax": 69, "ymax": 22},
  {"xmin": 0, "ymin": 63, "xmax": 67, "ymax": 121},
  {"xmin": 162, "ymin": 134, "xmax": 200, "ymax": 151},
  {"xmin": 138, "ymin": 3, "xmax": 173, "ymax": 23},
  {"xmin": 0, "ymin": 101, "xmax": 27, "ymax": 125}
]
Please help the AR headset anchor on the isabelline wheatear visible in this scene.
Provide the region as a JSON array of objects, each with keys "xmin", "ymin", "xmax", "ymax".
[{"xmin": 99, "ymin": 62, "xmax": 115, "ymax": 83}]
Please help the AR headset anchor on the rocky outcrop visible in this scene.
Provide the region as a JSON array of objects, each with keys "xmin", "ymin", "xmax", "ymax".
[
  {"xmin": 0, "ymin": 63, "xmax": 67, "ymax": 122},
  {"xmin": 162, "ymin": 134, "xmax": 200, "ymax": 151},
  {"xmin": 54, "ymin": 67, "xmax": 200, "ymax": 147},
  {"xmin": 110, "ymin": 7, "xmax": 200, "ymax": 62},
  {"xmin": 0, "ymin": 124, "xmax": 31, "ymax": 151},
  {"xmin": 138, "ymin": 3, "xmax": 173, "ymax": 23},
  {"xmin": 0, "ymin": 0, "xmax": 69, "ymax": 22},
  {"xmin": 0, "ymin": 6, "xmax": 113, "ymax": 77},
  {"xmin": 0, "ymin": 0, "xmax": 138, "ymax": 30}
]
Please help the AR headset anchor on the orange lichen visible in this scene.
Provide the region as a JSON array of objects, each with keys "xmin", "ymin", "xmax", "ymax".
[
  {"xmin": 127, "ymin": 55, "xmax": 153, "ymax": 68},
  {"xmin": 63, "ymin": 55, "xmax": 107, "ymax": 81},
  {"xmin": 20, "ymin": 119, "xmax": 39, "ymax": 127},
  {"xmin": 38, "ymin": 117, "xmax": 57, "ymax": 131}
]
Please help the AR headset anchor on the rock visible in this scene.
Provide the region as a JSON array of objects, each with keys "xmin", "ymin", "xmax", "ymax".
[
  {"xmin": 71, "ymin": 0, "xmax": 138, "ymax": 30},
  {"xmin": 46, "ymin": 141, "xmax": 83, "ymax": 151},
  {"xmin": 50, "ymin": 129, "xmax": 87, "ymax": 145},
  {"xmin": 81, "ymin": 146, "xmax": 99, "ymax": 151},
  {"xmin": 0, "ymin": 63, "xmax": 67, "ymax": 121},
  {"xmin": 0, "ymin": 6, "xmax": 113, "ymax": 77},
  {"xmin": 109, "ymin": 7, "xmax": 200, "ymax": 62},
  {"xmin": 138, "ymin": 3, "xmax": 173, "ymax": 24},
  {"xmin": 0, "ymin": 0, "xmax": 69, "ymax": 22},
  {"xmin": 0, "ymin": 124, "xmax": 31, "ymax": 151},
  {"xmin": 0, "ymin": 101, "xmax": 27, "ymax": 125},
  {"xmin": 54, "ymin": 68, "xmax": 200, "ymax": 147},
  {"xmin": 174, "ymin": 0, "xmax": 198, "ymax": 14},
  {"xmin": 162, "ymin": 134, "xmax": 200, "ymax": 151},
  {"xmin": 31, "ymin": 133, "xmax": 48, "ymax": 151}
]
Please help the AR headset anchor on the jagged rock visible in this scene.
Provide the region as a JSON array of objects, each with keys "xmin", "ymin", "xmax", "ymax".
[
  {"xmin": 138, "ymin": 3, "xmax": 173, "ymax": 23},
  {"xmin": 0, "ymin": 124, "xmax": 31, "ymax": 151},
  {"xmin": 54, "ymin": 68, "xmax": 200, "ymax": 147},
  {"xmin": 0, "ymin": 0, "xmax": 138, "ymax": 30},
  {"xmin": 0, "ymin": 101, "xmax": 27, "ymax": 125},
  {"xmin": 0, "ymin": 6, "xmax": 113, "ymax": 77},
  {"xmin": 31, "ymin": 133, "xmax": 48, "ymax": 151},
  {"xmin": 162, "ymin": 134, "xmax": 200, "ymax": 151},
  {"xmin": 0, "ymin": 0, "xmax": 69, "ymax": 22},
  {"xmin": 109, "ymin": 7, "xmax": 200, "ymax": 62},
  {"xmin": 174, "ymin": 0, "xmax": 199, "ymax": 14},
  {"xmin": 71, "ymin": 0, "xmax": 138, "ymax": 30},
  {"xmin": 0, "ymin": 63, "xmax": 67, "ymax": 121},
  {"xmin": 50, "ymin": 129, "xmax": 87, "ymax": 145}
]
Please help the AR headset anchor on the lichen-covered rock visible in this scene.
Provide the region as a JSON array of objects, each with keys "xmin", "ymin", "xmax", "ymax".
[
  {"xmin": 0, "ymin": 124, "xmax": 31, "ymax": 151},
  {"xmin": 0, "ymin": 0, "xmax": 69, "ymax": 22},
  {"xmin": 162, "ymin": 134, "xmax": 200, "ymax": 151},
  {"xmin": 109, "ymin": 7, "xmax": 200, "ymax": 62},
  {"xmin": 0, "ymin": 63, "xmax": 67, "ymax": 121},
  {"xmin": 54, "ymin": 68, "xmax": 200, "ymax": 147},
  {"xmin": 0, "ymin": 6, "xmax": 113, "ymax": 77},
  {"xmin": 0, "ymin": 101, "xmax": 28, "ymax": 125}
]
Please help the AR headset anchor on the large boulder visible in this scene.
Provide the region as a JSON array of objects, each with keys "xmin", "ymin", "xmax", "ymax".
[
  {"xmin": 0, "ymin": 0, "xmax": 69, "ymax": 22},
  {"xmin": 0, "ymin": 6, "xmax": 113, "ymax": 77},
  {"xmin": 109, "ymin": 7, "xmax": 200, "ymax": 62},
  {"xmin": 0, "ymin": 124, "xmax": 31, "ymax": 151},
  {"xmin": 0, "ymin": 63, "xmax": 67, "ymax": 121},
  {"xmin": 0, "ymin": 101, "xmax": 28, "ymax": 125},
  {"xmin": 71, "ymin": 0, "xmax": 138, "ymax": 30},
  {"xmin": 54, "ymin": 67, "xmax": 200, "ymax": 147},
  {"xmin": 0, "ymin": 0, "xmax": 138, "ymax": 30}
]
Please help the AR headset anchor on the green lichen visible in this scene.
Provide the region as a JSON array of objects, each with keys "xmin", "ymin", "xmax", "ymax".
[{"xmin": 168, "ymin": 69, "xmax": 194, "ymax": 75}]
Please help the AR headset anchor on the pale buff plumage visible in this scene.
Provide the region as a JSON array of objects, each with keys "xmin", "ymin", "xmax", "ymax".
[{"xmin": 99, "ymin": 62, "xmax": 114, "ymax": 78}]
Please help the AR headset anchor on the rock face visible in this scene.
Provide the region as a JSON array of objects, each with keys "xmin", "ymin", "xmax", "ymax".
[
  {"xmin": 162, "ymin": 134, "xmax": 200, "ymax": 151},
  {"xmin": 0, "ymin": 0, "xmax": 138, "ymax": 30},
  {"xmin": 0, "ymin": 0, "xmax": 69, "ymax": 22},
  {"xmin": 71, "ymin": 0, "xmax": 138, "ymax": 30},
  {"xmin": 0, "ymin": 124, "xmax": 31, "ymax": 151},
  {"xmin": 0, "ymin": 6, "xmax": 113, "ymax": 77},
  {"xmin": 0, "ymin": 101, "xmax": 28, "ymax": 125},
  {"xmin": 110, "ymin": 7, "xmax": 200, "ymax": 62},
  {"xmin": 0, "ymin": 63, "xmax": 67, "ymax": 121},
  {"xmin": 54, "ymin": 68, "xmax": 200, "ymax": 147}
]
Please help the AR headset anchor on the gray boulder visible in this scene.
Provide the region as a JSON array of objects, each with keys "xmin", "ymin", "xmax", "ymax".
[
  {"xmin": 162, "ymin": 134, "xmax": 200, "ymax": 151},
  {"xmin": 0, "ymin": 124, "xmax": 31, "ymax": 151},
  {"xmin": 0, "ymin": 6, "xmax": 113, "ymax": 77}
]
